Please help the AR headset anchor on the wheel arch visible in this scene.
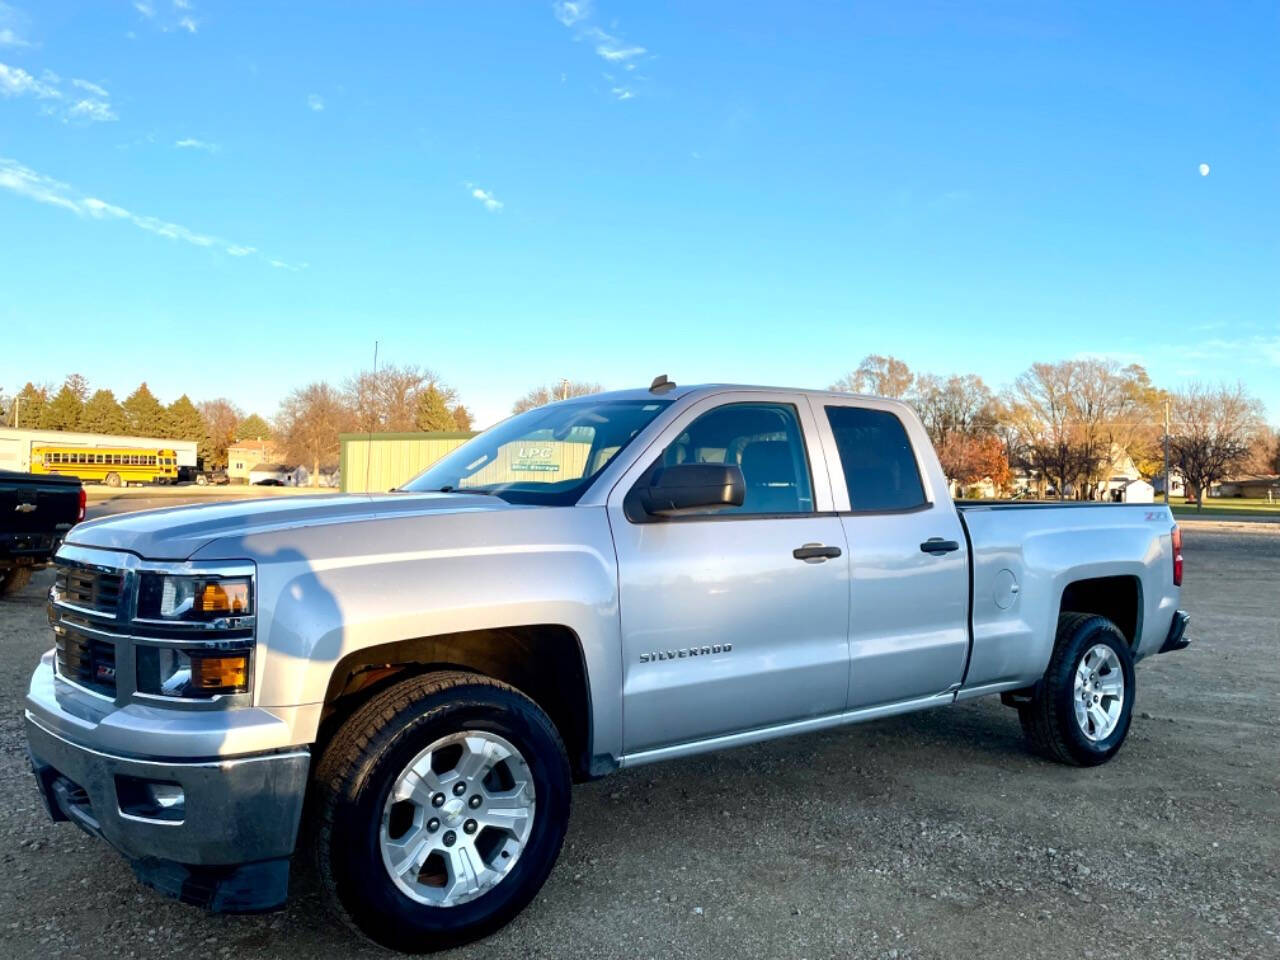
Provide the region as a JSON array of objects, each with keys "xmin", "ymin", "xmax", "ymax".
[
  {"xmin": 1058, "ymin": 574, "xmax": 1143, "ymax": 647},
  {"xmin": 316, "ymin": 624, "xmax": 597, "ymax": 781}
]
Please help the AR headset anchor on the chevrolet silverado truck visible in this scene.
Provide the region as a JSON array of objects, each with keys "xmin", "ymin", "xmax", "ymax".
[
  {"xmin": 25, "ymin": 382, "xmax": 1189, "ymax": 951},
  {"xmin": 1, "ymin": 470, "xmax": 84, "ymax": 597}
]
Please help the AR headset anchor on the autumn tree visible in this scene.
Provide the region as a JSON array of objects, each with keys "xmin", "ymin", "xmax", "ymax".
[
  {"xmin": 451, "ymin": 404, "xmax": 474, "ymax": 432},
  {"xmin": 198, "ymin": 399, "xmax": 243, "ymax": 469},
  {"xmin": 831, "ymin": 355, "xmax": 914, "ymax": 398},
  {"xmin": 275, "ymin": 382, "xmax": 354, "ymax": 486},
  {"xmin": 1169, "ymin": 382, "xmax": 1263, "ymax": 510},
  {"xmin": 512, "ymin": 380, "xmax": 602, "ymax": 414},
  {"xmin": 235, "ymin": 413, "xmax": 272, "ymax": 441},
  {"xmin": 123, "ymin": 383, "xmax": 167, "ymax": 436},
  {"xmin": 81, "ymin": 389, "xmax": 128, "ymax": 435},
  {"xmin": 40, "ymin": 382, "xmax": 85, "ymax": 431},
  {"xmin": 940, "ymin": 433, "xmax": 1012, "ymax": 495}
]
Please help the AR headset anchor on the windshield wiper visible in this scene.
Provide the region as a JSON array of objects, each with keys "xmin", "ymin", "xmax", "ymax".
[{"xmin": 436, "ymin": 485, "xmax": 495, "ymax": 495}]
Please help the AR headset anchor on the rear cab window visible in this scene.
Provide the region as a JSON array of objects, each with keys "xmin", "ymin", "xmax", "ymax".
[{"xmin": 825, "ymin": 406, "xmax": 928, "ymax": 512}]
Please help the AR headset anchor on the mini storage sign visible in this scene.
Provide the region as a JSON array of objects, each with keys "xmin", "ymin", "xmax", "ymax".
[{"xmin": 511, "ymin": 445, "xmax": 560, "ymax": 473}]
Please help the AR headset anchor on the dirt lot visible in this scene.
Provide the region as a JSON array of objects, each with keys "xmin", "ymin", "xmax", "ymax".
[{"xmin": 1, "ymin": 527, "xmax": 1276, "ymax": 959}]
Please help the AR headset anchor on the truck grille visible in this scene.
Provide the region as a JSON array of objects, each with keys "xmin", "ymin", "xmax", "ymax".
[
  {"xmin": 54, "ymin": 624, "xmax": 118, "ymax": 697},
  {"xmin": 55, "ymin": 566, "xmax": 124, "ymax": 615}
]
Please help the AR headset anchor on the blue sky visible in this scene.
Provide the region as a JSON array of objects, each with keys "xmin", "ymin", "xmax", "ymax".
[{"xmin": 2, "ymin": 0, "xmax": 1277, "ymax": 428}]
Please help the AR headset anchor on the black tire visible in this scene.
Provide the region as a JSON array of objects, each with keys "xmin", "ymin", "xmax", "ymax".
[
  {"xmin": 1018, "ymin": 613, "xmax": 1136, "ymax": 766},
  {"xmin": 310, "ymin": 671, "xmax": 571, "ymax": 952},
  {"xmin": 0, "ymin": 567, "xmax": 33, "ymax": 597}
]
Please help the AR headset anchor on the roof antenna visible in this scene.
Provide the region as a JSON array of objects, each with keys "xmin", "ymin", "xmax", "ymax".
[
  {"xmin": 649, "ymin": 374, "xmax": 676, "ymax": 394},
  {"xmin": 364, "ymin": 339, "xmax": 378, "ymax": 494}
]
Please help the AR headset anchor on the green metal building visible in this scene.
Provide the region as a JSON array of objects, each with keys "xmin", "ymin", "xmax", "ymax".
[{"xmin": 339, "ymin": 431, "xmax": 474, "ymax": 493}]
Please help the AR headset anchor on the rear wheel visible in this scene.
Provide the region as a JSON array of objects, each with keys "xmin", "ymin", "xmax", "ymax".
[
  {"xmin": 311, "ymin": 671, "xmax": 571, "ymax": 952},
  {"xmin": 0, "ymin": 567, "xmax": 33, "ymax": 597},
  {"xmin": 1018, "ymin": 613, "xmax": 1135, "ymax": 766},
  {"xmin": 104, "ymin": 472, "xmax": 121, "ymax": 488}
]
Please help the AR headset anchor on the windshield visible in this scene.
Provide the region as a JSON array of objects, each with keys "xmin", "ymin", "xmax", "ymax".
[{"xmin": 402, "ymin": 398, "xmax": 672, "ymax": 505}]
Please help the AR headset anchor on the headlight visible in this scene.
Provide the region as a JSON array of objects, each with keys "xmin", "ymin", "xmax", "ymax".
[
  {"xmin": 136, "ymin": 645, "xmax": 251, "ymax": 698},
  {"xmin": 138, "ymin": 573, "xmax": 253, "ymax": 623}
]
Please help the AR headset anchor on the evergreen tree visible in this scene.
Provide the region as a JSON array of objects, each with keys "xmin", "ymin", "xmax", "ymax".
[
  {"xmin": 122, "ymin": 383, "xmax": 167, "ymax": 436},
  {"xmin": 41, "ymin": 383, "xmax": 85, "ymax": 431},
  {"xmin": 81, "ymin": 390, "xmax": 129, "ymax": 435},
  {"xmin": 164, "ymin": 395, "xmax": 207, "ymax": 459},
  {"xmin": 10, "ymin": 382, "xmax": 48, "ymax": 428},
  {"xmin": 413, "ymin": 384, "xmax": 456, "ymax": 432},
  {"xmin": 451, "ymin": 404, "xmax": 474, "ymax": 432},
  {"xmin": 64, "ymin": 373, "xmax": 90, "ymax": 402},
  {"xmin": 235, "ymin": 413, "xmax": 272, "ymax": 441}
]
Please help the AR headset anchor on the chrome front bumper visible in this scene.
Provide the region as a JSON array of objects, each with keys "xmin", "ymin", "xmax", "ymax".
[{"xmin": 25, "ymin": 656, "xmax": 310, "ymax": 911}]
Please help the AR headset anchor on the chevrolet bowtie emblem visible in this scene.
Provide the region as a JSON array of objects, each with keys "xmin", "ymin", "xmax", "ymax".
[{"xmin": 15, "ymin": 503, "xmax": 37, "ymax": 513}]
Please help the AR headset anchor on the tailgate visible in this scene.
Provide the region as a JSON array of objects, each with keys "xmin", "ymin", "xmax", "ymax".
[{"xmin": 0, "ymin": 475, "xmax": 81, "ymax": 553}]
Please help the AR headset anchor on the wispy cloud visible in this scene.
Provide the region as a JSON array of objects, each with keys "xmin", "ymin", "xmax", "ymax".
[
  {"xmin": 0, "ymin": 157, "xmax": 304, "ymax": 269},
  {"xmin": 174, "ymin": 137, "xmax": 218, "ymax": 152},
  {"xmin": 584, "ymin": 26, "xmax": 645, "ymax": 62},
  {"xmin": 71, "ymin": 77, "xmax": 108, "ymax": 97},
  {"xmin": 552, "ymin": 0, "xmax": 591, "ymax": 26},
  {"xmin": 0, "ymin": 2, "xmax": 30, "ymax": 47},
  {"xmin": 466, "ymin": 184, "xmax": 503, "ymax": 212},
  {"xmin": 551, "ymin": 2, "xmax": 651, "ymax": 98},
  {"xmin": 178, "ymin": 15, "xmax": 197, "ymax": 33},
  {"xmin": 307, "ymin": 92, "xmax": 324, "ymax": 112},
  {"xmin": 133, "ymin": 1, "xmax": 154, "ymax": 17},
  {"xmin": 0, "ymin": 61, "xmax": 58, "ymax": 98},
  {"xmin": 1, "ymin": 61, "xmax": 117, "ymax": 121},
  {"xmin": 68, "ymin": 97, "xmax": 116, "ymax": 121}
]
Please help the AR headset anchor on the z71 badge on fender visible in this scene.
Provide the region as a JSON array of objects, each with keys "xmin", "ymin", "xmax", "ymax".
[{"xmin": 640, "ymin": 643, "xmax": 732, "ymax": 663}]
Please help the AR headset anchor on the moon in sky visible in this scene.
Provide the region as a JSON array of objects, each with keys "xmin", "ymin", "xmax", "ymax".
[{"xmin": 1199, "ymin": 163, "xmax": 1211, "ymax": 176}]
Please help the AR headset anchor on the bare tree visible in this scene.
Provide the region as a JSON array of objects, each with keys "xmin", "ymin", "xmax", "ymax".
[
  {"xmin": 275, "ymin": 382, "xmax": 355, "ymax": 486},
  {"xmin": 512, "ymin": 381, "xmax": 602, "ymax": 414},
  {"xmin": 831, "ymin": 355, "xmax": 913, "ymax": 398},
  {"xmin": 344, "ymin": 364, "xmax": 459, "ymax": 433},
  {"xmin": 1169, "ymin": 382, "xmax": 1263, "ymax": 510},
  {"xmin": 1010, "ymin": 362, "xmax": 1089, "ymax": 499}
]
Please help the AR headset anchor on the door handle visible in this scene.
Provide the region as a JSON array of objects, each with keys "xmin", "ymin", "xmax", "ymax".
[
  {"xmin": 920, "ymin": 538, "xmax": 960, "ymax": 555},
  {"xmin": 793, "ymin": 543, "xmax": 842, "ymax": 562}
]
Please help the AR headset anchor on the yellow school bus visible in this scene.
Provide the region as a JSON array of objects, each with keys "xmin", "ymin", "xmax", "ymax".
[{"xmin": 31, "ymin": 446, "xmax": 180, "ymax": 487}]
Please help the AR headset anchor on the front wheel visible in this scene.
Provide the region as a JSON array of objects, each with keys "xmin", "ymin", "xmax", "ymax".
[
  {"xmin": 310, "ymin": 671, "xmax": 571, "ymax": 952},
  {"xmin": 104, "ymin": 472, "xmax": 121, "ymax": 488},
  {"xmin": 1018, "ymin": 613, "xmax": 1136, "ymax": 766}
]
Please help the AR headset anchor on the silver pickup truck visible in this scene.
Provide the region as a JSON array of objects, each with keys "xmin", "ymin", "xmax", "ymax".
[{"xmin": 25, "ymin": 382, "xmax": 1189, "ymax": 951}]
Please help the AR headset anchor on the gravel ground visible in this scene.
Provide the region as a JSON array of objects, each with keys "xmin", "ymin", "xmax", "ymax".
[{"xmin": 1, "ymin": 528, "xmax": 1277, "ymax": 959}]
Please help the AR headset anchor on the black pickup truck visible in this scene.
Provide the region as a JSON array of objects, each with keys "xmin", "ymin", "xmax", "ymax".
[{"xmin": 0, "ymin": 471, "xmax": 84, "ymax": 597}]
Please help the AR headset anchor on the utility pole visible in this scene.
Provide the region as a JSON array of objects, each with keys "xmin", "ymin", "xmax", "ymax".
[
  {"xmin": 12, "ymin": 395, "xmax": 23, "ymax": 429},
  {"xmin": 559, "ymin": 378, "xmax": 570, "ymax": 401},
  {"xmin": 1163, "ymin": 398, "xmax": 1171, "ymax": 506}
]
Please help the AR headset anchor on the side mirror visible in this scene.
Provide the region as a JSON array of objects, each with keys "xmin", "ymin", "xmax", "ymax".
[{"xmin": 638, "ymin": 463, "xmax": 745, "ymax": 517}]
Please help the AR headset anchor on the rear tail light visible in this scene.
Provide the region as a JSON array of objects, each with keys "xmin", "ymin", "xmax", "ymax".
[
  {"xmin": 1171, "ymin": 524, "xmax": 1183, "ymax": 586},
  {"xmin": 76, "ymin": 487, "xmax": 86, "ymax": 523}
]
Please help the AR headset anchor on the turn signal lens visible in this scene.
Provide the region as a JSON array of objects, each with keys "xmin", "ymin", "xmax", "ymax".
[
  {"xmin": 197, "ymin": 580, "xmax": 251, "ymax": 615},
  {"xmin": 1171, "ymin": 524, "xmax": 1183, "ymax": 586},
  {"xmin": 191, "ymin": 654, "xmax": 249, "ymax": 694}
]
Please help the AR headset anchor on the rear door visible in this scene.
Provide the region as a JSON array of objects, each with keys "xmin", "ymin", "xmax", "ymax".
[
  {"xmin": 812, "ymin": 399, "xmax": 970, "ymax": 710},
  {"xmin": 608, "ymin": 392, "xmax": 851, "ymax": 754}
]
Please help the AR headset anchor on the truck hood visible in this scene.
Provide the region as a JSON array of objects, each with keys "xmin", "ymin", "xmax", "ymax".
[{"xmin": 65, "ymin": 492, "xmax": 516, "ymax": 561}]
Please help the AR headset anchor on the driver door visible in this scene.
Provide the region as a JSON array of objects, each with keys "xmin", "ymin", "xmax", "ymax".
[{"xmin": 607, "ymin": 392, "xmax": 851, "ymax": 756}]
